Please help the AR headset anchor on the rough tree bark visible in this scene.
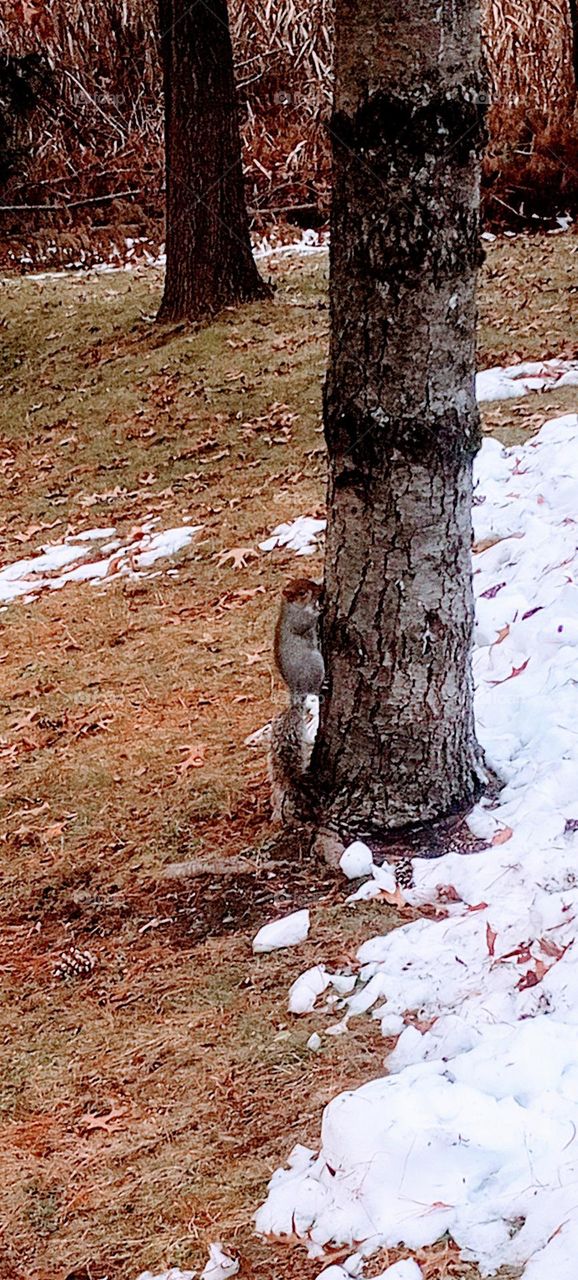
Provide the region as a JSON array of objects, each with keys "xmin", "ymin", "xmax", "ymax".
[
  {"xmin": 157, "ymin": 0, "xmax": 269, "ymax": 323},
  {"xmin": 569, "ymin": 0, "xmax": 578, "ymax": 86},
  {"xmin": 310, "ymin": 0, "xmax": 487, "ymax": 838}
]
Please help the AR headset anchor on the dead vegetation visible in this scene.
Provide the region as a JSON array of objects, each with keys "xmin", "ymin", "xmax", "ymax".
[
  {"xmin": 0, "ymin": 235, "xmax": 576, "ymax": 1279},
  {"xmin": 0, "ymin": 0, "xmax": 576, "ymax": 268}
]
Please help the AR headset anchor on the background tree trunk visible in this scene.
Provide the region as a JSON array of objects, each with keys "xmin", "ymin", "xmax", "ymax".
[
  {"xmin": 311, "ymin": 0, "xmax": 487, "ymax": 838},
  {"xmin": 157, "ymin": 0, "xmax": 269, "ymax": 323},
  {"xmin": 569, "ymin": 0, "xmax": 578, "ymax": 86}
]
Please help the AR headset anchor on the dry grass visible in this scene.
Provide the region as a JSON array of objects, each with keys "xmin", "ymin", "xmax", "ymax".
[
  {"xmin": 0, "ymin": 235, "xmax": 575, "ymax": 1280},
  {"xmin": 0, "ymin": 0, "xmax": 576, "ymax": 264}
]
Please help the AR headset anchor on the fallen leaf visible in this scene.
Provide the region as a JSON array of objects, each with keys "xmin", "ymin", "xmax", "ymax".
[
  {"xmin": 493, "ymin": 624, "xmax": 510, "ymax": 645},
  {"xmin": 216, "ymin": 546, "xmax": 257, "ymax": 570},
  {"xmin": 492, "ymin": 825, "xmax": 513, "ymax": 845},
  {"xmin": 517, "ymin": 967, "xmax": 540, "ymax": 990},
  {"xmin": 177, "ymin": 743, "xmax": 206, "ymax": 771},
  {"xmin": 379, "ymin": 885, "xmax": 406, "ymax": 909},
  {"xmin": 486, "ymin": 922, "xmax": 497, "ymax": 956},
  {"xmin": 539, "ymin": 937, "xmax": 567, "ymax": 959},
  {"xmin": 412, "ymin": 1016, "xmax": 437, "ymax": 1034},
  {"xmin": 437, "ymin": 884, "xmax": 462, "ymax": 902},
  {"xmin": 78, "ymin": 1106, "xmax": 127, "ymax": 1135},
  {"xmin": 480, "ymin": 580, "xmax": 506, "ymax": 599},
  {"xmin": 245, "ymin": 646, "xmax": 268, "ymax": 666},
  {"xmin": 473, "ymin": 532, "xmax": 523, "ymax": 554},
  {"xmin": 488, "ymin": 657, "xmax": 530, "ymax": 686},
  {"xmin": 42, "ymin": 822, "xmax": 67, "ymax": 841}
]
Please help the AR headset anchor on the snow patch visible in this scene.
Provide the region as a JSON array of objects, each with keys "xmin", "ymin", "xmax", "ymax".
[
  {"xmin": 252, "ymin": 908, "xmax": 310, "ymax": 953},
  {"xmin": 339, "ymin": 841, "xmax": 374, "ymax": 880},
  {"xmin": 476, "ymin": 357, "xmax": 578, "ymax": 402},
  {"xmin": 289, "ymin": 965, "xmax": 331, "ymax": 1014},
  {"xmin": 200, "ymin": 1243, "xmax": 239, "ymax": 1280},
  {"xmin": 0, "ymin": 522, "xmax": 202, "ymax": 606},
  {"xmin": 257, "ymin": 413, "xmax": 578, "ymax": 1280},
  {"xmin": 259, "ymin": 515, "xmax": 326, "ymax": 556}
]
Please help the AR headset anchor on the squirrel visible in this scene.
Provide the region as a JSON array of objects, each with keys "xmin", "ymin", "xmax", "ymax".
[{"xmin": 269, "ymin": 578, "xmax": 324, "ymax": 822}]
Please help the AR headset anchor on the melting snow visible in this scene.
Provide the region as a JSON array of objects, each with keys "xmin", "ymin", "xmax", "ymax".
[
  {"xmin": 476, "ymin": 358, "xmax": 578, "ymax": 402},
  {"xmin": 252, "ymin": 908, "xmax": 310, "ymax": 954},
  {"xmin": 0, "ymin": 522, "xmax": 201, "ymax": 606},
  {"xmin": 136, "ymin": 1243, "xmax": 238, "ymax": 1280},
  {"xmin": 200, "ymin": 1243, "xmax": 239, "ymax": 1280},
  {"xmin": 260, "ymin": 515, "xmax": 326, "ymax": 556},
  {"xmin": 257, "ymin": 413, "xmax": 578, "ymax": 1280}
]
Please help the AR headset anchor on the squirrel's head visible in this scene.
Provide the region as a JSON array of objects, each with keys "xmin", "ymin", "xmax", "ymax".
[{"xmin": 282, "ymin": 578, "xmax": 323, "ymax": 616}]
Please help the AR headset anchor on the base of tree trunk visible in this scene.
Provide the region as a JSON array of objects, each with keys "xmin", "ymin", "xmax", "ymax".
[
  {"xmin": 156, "ymin": 270, "xmax": 272, "ymax": 326},
  {"xmin": 293, "ymin": 783, "xmax": 488, "ymax": 870}
]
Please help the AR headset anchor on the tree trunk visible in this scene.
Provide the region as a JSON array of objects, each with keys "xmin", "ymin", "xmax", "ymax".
[
  {"xmin": 569, "ymin": 0, "xmax": 578, "ymax": 87},
  {"xmin": 157, "ymin": 0, "xmax": 269, "ymax": 323},
  {"xmin": 311, "ymin": 0, "xmax": 486, "ymax": 838}
]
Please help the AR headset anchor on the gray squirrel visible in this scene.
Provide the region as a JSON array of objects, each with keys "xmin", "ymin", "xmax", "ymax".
[{"xmin": 269, "ymin": 578, "xmax": 324, "ymax": 822}]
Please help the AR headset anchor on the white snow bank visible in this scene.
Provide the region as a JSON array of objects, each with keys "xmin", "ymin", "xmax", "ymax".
[
  {"xmin": 252, "ymin": 908, "xmax": 310, "ymax": 953},
  {"xmin": 137, "ymin": 1271, "xmax": 196, "ymax": 1280},
  {"xmin": 378, "ymin": 1265, "xmax": 423, "ymax": 1280},
  {"xmin": 339, "ymin": 841, "xmax": 374, "ymax": 880},
  {"xmin": 476, "ymin": 357, "xmax": 578, "ymax": 402},
  {"xmin": 257, "ymin": 414, "xmax": 578, "ymax": 1280},
  {"xmin": 0, "ymin": 522, "xmax": 201, "ymax": 606},
  {"xmin": 254, "ymin": 228, "xmax": 329, "ymax": 260},
  {"xmin": 7, "ymin": 229, "xmax": 329, "ymax": 283},
  {"xmin": 289, "ymin": 965, "xmax": 331, "ymax": 1014},
  {"xmin": 200, "ymin": 1243, "xmax": 239, "ymax": 1280},
  {"xmin": 136, "ymin": 1244, "xmax": 238, "ymax": 1280},
  {"xmin": 260, "ymin": 515, "xmax": 326, "ymax": 557}
]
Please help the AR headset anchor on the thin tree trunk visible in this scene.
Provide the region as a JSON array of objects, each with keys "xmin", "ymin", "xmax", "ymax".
[
  {"xmin": 157, "ymin": 0, "xmax": 269, "ymax": 323},
  {"xmin": 569, "ymin": 0, "xmax": 578, "ymax": 87},
  {"xmin": 311, "ymin": 0, "xmax": 487, "ymax": 838}
]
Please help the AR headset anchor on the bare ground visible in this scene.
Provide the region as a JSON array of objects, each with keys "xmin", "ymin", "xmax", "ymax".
[{"xmin": 1, "ymin": 231, "xmax": 576, "ymax": 1280}]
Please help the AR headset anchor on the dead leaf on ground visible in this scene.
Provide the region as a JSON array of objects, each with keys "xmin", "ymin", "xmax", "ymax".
[
  {"xmin": 493, "ymin": 624, "xmax": 510, "ymax": 645},
  {"xmin": 518, "ymin": 959, "xmax": 550, "ymax": 989},
  {"xmin": 380, "ymin": 885, "xmax": 407, "ymax": 909},
  {"xmin": 77, "ymin": 1106, "xmax": 127, "ymax": 1135},
  {"xmin": 177, "ymin": 743, "xmax": 207, "ymax": 772},
  {"xmin": 245, "ymin": 646, "xmax": 268, "ymax": 666},
  {"xmin": 42, "ymin": 822, "xmax": 68, "ymax": 841},
  {"xmin": 437, "ymin": 884, "xmax": 462, "ymax": 903},
  {"xmin": 539, "ymin": 936, "xmax": 568, "ymax": 959},
  {"xmin": 488, "ymin": 657, "xmax": 530, "ymax": 686},
  {"xmin": 215, "ymin": 546, "xmax": 258, "ymax": 570},
  {"xmin": 492, "ymin": 825, "xmax": 513, "ymax": 845}
]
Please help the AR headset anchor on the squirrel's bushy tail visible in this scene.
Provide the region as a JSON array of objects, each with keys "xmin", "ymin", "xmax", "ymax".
[{"xmin": 269, "ymin": 694, "xmax": 319, "ymax": 823}]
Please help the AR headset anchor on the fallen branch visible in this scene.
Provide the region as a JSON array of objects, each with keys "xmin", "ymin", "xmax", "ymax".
[{"xmin": 0, "ymin": 190, "xmax": 144, "ymax": 213}]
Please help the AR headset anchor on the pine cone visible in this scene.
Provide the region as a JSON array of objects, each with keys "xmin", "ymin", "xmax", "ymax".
[
  {"xmin": 53, "ymin": 947, "xmax": 96, "ymax": 980},
  {"xmin": 395, "ymin": 857, "xmax": 414, "ymax": 890}
]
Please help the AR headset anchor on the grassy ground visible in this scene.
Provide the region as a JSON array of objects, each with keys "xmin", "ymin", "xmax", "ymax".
[{"xmin": 1, "ymin": 231, "xmax": 576, "ymax": 1280}]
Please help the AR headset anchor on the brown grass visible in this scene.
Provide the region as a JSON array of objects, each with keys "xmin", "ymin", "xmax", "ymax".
[{"xmin": 0, "ymin": 235, "xmax": 574, "ymax": 1280}]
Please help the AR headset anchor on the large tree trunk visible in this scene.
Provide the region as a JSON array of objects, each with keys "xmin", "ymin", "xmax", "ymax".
[
  {"xmin": 157, "ymin": 0, "xmax": 269, "ymax": 323},
  {"xmin": 311, "ymin": 0, "xmax": 486, "ymax": 838}
]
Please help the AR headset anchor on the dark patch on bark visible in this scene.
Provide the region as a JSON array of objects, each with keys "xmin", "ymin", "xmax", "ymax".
[{"xmin": 331, "ymin": 86, "xmax": 487, "ymax": 167}]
